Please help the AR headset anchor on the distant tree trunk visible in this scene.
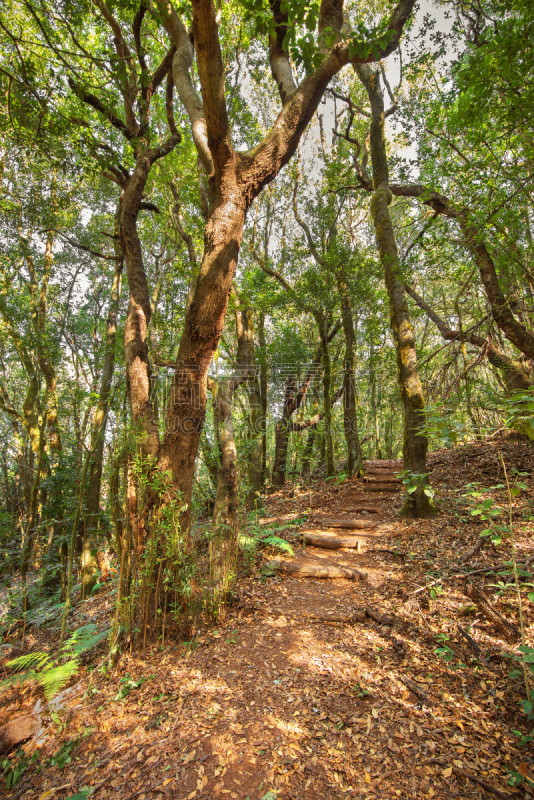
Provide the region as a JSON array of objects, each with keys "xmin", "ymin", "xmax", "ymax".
[
  {"xmin": 369, "ymin": 345, "xmax": 382, "ymax": 460},
  {"xmin": 272, "ymin": 411, "xmax": 292, "ymax": 488},
  {"xmin": 355, "ymin": 64, "xmax": 433, "ymax": 517},
  {"xmin": 246, "ymin": 367, "xmax": 263, "ymax": 508},
  {"xmin": 272, "ymin": 323, "xmax": 340, "ymax": 487},
  {"xmin": 211, "ymin": 300, "xmax": 255, "ymax": 584},
  {"xmin": 81, "ymin": 226, "xmax": 124, "ymax": 599},
  {"xmin": 258, "ymin": 314, "xmax": 268, "ymax": 485},
  {"xmin": 337, "ymin": 269, "xmax": 364, "ymax": 477},
  {"xmin": 301, "ymin": 383, "xmax": 320, "ymax": 478},
  {"xmin": 315, "ymin": 315, "xmax": 335, "ymax": 477}
]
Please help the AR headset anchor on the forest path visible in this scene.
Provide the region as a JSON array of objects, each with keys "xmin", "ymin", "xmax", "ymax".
[
  {"xmin": 4, "ymin": 444, "xmax": 533, "ymax": 800},
  {"xmin": 257, "ymin": 459, "xmax": 404, "ymax": 625}
]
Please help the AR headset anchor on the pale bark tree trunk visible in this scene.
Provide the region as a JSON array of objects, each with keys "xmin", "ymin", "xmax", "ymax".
[{"xmin": 355, "ymin": 64, "xmax": 433, "ymax": 517}]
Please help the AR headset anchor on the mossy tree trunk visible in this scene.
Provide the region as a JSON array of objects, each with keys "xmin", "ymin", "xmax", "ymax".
[
  {"xmin": 355, "ymin": 64, "xmax": 434, "ymax": 517},
  {"xmin": 210, "ymin": 300, "xmax": 255, "ymax": 585}
]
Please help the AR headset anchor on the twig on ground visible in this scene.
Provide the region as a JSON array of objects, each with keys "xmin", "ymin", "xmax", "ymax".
[
  {"xmin": 411, "ymin": 556, "xmax": 534, "ymax": 596},
  {"xmin": 457, "ymin": 623, "xmax": 489, "ymax": 665},
  {"xmin": 364, "ymin": 607, "xmax": 396, "ymax": 626},
  {"xmin": 398, "ymin": 676, "xmax": 431, "ymax": 704},
  {"xmin": 425, "ymin": 758, "xmax": 512, "ymax": 799},
  {"xmin": 458, "ymin": 534, "xmax": 485, "ymax": 564}
]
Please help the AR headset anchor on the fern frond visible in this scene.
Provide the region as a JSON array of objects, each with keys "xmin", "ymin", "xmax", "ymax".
[
  {"xmin": 64, "ymin": 624, "xmax": 109, "ymax": 657},
  {"xmin": 5, "ymin": 651, "xmax": 50, "ymax": 673},
  {"xmin": 262, "ymin": 535, "xmax": 294, "ymax": 555},
  {"xmin": 39, "ymin": 660, "xmax": 79, "ymax": 700}
]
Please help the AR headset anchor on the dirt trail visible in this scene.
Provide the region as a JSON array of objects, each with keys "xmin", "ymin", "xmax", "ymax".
[{"xmin": 2, "ymin": 445, "xmax": 533, "ymax": 800}]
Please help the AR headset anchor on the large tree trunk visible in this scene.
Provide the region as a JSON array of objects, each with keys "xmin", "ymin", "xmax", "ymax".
[
  {"xmin": 155, "ymin": 0, "xmax": 416, "ymax": 520},
  {"xmin": 81, "ymin": 229, "xmax": 123, "ymax": 599},
  {"xmin": 159, "ymin": 195, "xmax": 247, "ymax": 531},
  {"xmin": 20, "ymin": 423, "xmax": 46, "ymax": 588},
  {"xmin": 121, "ymin": 156, "xmax": 161, "ymax": 463},
  {"xmin": 355, "ymin": 64, "xmax": 433, "ymax": 518},
  {"xmin": 35, "ymin": 231, "xmax": 62, "ymax": 454}
]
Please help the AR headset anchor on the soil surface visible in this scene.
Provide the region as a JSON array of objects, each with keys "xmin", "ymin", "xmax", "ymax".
[{"xmin": 1, "ymin": 438, "xmax": 534, "ymax": 800}]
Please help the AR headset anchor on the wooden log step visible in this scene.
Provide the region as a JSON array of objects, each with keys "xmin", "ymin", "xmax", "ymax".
[
  {"xmin": 341, "ymin": 505, "xmax": 382, "ymax": 514},
  {"xmin": 299, "ymin": 531, "xmax": 343, "ymax": 549},
  {"xmin": 246, "ymin": 603, "xmax": 392, "ymax": 626},
  {"xmin": 365, "ymin": 461, "xmax": 402, "ymax": 467},
  {"xmin": 337, "ymin": 534, "xmax": 380, "ymax": 548},
  {"xmin": 358, "ymin": 484, "xmax": 399, "ymax": 493},
  {"xmin": 311, "ymin": 517, "xmax": 378, "ymax": 529},
  {"xmin": 363, "ymin": 475, "xmax": 401, "ymax": 484},
  {"xmin": 264, "ymin": 559, "xmax": 365, "ymax": 581},
  {"xmin": 300, "ymin": 530, "xmax": 380, "ymax": 549}
]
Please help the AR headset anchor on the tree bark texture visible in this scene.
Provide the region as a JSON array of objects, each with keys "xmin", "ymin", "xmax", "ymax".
[
  {"xmin": 210, "ymin": 301, "xmax": 255, "ymax": 583},
  {"xmin": 154, "ymin": 0, "xmax": 415, "ymax": 521},
  {"xmin": 355, "ymin": 64, "xmax": 433, "ymax": 517}
]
